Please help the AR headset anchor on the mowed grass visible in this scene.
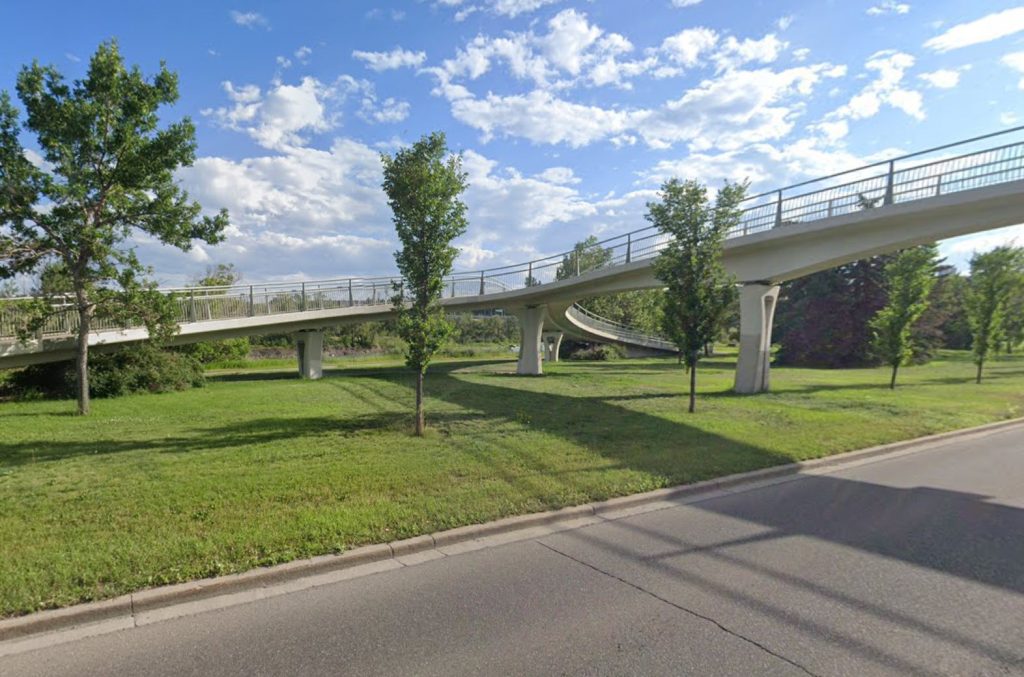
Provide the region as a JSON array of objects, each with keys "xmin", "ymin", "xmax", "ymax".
[{"xmin": 2, "ymin": 350, "xmax": 1023, "ymax": 617}]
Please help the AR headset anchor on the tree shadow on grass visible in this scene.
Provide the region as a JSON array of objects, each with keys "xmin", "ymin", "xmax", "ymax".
[
  {"xmin": 0, "ymin": 410, "xmax": 487, "ymax": 469},
  {"xmin": 422, "ymin": 361, "xmax": 795, "ymax": 486}
]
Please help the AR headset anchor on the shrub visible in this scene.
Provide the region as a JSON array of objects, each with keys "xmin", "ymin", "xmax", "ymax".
[
  {"xmin": 175, "ymin": 338, "xmax": 251, "ymax": 365},
  {"xmin": 5, "ymin": 344, "xmax": 205, "ymax": 400},
  {"xmin": 567, "ymin": 344, "xmax": 623, "ymax": 361}
]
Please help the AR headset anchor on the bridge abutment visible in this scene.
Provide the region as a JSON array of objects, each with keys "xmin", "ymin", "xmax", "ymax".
[
  {"xmin": 542, "ymin": 331, "xmax": 563, "ymax": 363},
  {"xmin": 734, "ymin": 283, "xmax": 779, "ymax": 394},
  {"xmin": 295, "ymin": 330, "xmax": 324, "ymax": 380},
  {"xmin": 515, "ymin": 306, "xmax": 546, "ymax": 375}
]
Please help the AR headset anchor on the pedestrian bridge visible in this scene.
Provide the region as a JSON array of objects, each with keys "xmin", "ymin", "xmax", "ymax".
[{"xmin": 3, "ymin": 128, "xmax": 1024, "ymax": 392}]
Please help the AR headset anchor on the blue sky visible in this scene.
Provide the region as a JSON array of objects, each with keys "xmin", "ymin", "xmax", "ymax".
[{"xmin": 3, "ymin": 0, "xmax": 1024, "ymax": 285}]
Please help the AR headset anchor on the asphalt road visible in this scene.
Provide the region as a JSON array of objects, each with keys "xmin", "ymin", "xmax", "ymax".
[{"xmin": 4, "ymin": 425, "xmax": 1023, "ymax": 676}]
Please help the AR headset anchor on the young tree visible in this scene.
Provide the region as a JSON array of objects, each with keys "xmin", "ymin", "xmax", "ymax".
[
  {"xmin": 869, "ymin": 245, "xmax": 939, "ymax": 389},
  {"xmin": 382, "ymin": 132, "xmax": 468, "ymax": 435},
  {"xmin": 650, "ymin": 179, "xmax": 746, "ymax": 413},
  {"xmin": 0, "ymin": 42, "xmax": 228, "ymax": 414},
  {"xmin": 967, "ymin": 245, "xmax": 1024, "ymax": 383}
]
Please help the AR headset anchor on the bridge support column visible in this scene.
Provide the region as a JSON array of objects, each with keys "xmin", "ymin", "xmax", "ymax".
[
  {"xmin": 542, "ymin": 331, "xmax": 563, "ymax": 363},
  {"xmin": 515, "ymin": 306, "xmax": 546, "ymax": 375},
  {"xmin": 734, "ymin": 283, "xmax": 780, "ymax": 394},
  {"xmin": 296, "ymin": 330, "xmax": 324, "ymax": 380}
]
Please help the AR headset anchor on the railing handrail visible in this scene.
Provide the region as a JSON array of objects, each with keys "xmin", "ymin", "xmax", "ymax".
[
  {"xmin": 742, "ymin": 124, "xmax": 1024, "ymax": 202},
  {"xmin": 569, "ymin": 304, "xmax": 672, "ymax": 345}
]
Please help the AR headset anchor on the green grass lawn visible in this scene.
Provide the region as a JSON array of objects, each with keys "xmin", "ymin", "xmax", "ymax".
[{"xmin": 2, "ymin": 350, "xmax": 1023, "ymax": 617}]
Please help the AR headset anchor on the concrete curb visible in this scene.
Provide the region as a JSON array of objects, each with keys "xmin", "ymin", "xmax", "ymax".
[{"xmin": 2, "ymin": 415, "xmax": 1021, "ymax": 646}]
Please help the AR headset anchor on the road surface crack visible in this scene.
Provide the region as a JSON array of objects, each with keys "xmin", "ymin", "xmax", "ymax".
[{"xmin": 538, "ymin": 541, "xmax": 819, "ymax": 677}]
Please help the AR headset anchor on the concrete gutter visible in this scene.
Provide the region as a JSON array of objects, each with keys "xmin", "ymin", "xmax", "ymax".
[{"xmin": 2, "ymin": 416, "xmax": 1022, "ymax": 653}]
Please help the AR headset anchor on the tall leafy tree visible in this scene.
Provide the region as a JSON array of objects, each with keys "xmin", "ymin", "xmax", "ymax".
[
  {"xmin": 555, "ymin": 235, "xmax": 612, "ymax": 280},
  {"xmin": 0, "ymin": 41, "xmax": 228, "ymax": 414},
  {"xmin": 382, "ymin": 131, "xmax": 468, "ymax": 435},
  {"xmin": 650, "ymin": 179, "xmax": 745, "ymax": 413},
  {"xmin": 967, "ymin": 245, "xmax": 1024, "ymax": 383},
  {"xmin": 869, "ymin": 245, "xmax": 939, "ymax": 389},
  {"xmin": 1000, "ymin": 275, "xmax": 1024, "ymax": 353}
]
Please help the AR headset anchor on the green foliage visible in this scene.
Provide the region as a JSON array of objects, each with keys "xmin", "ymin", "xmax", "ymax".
[
  {"xmin": 967, "ymin": 245, "xmax": 1024, "ymax": 382},
  {"xmin": 176, "ymin": 263, "xmax": 250, "ymax": 363},
  {"xmin": 381, "ymin": 131, "xmax": 468, "ymax": 434},
  {"xmin": 869, "ymin": 245, "xmax": 939, "ymax": 388},
  {"xmin": 582, "ymin": 290, "xmax": 665, "ymax": 336},
  {"xmin": 192, "ymin": 263, "xmax": 241, "ymax": 288},
  {"xmin": 650, "ymin": 178, "xmax": 745, "ymax": 411},
  {"xmin": 6, "ymin": 344, "xmax": 204, "ymax": 400},
  {"xmin": 176, "ymin": 338, "xmax": 250, "ymax": 365},
  {"xmin": 567, "ymin": 344, "xmax": 623, "ymax": 361},
  {"xmin": 0, "ymin": 41, "xmax": 229, "ymax": 414},
  {"xmin": 555, "ymin": 235, "xmax": 612, "ymax": 280}
]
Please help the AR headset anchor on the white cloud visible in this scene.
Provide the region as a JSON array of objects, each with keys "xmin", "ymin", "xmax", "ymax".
[
  {"xmin": 230, "ymin": 10, "xmax": 269, "ymax": 29},
  {"xmin": 638, "ymin": 63, "xmax": 845, "ymax": 150},
  {"xmin": 205, "ymin": 77, "xmax": 342, "ymax": 149},
  {"xmin": 828, "ymin": 50, "xmax": 923, "ymax": 122},
  {"xmin": 918, "ymin": 68, "xmax": 961, "ymax": 89},
  {"xmin": 925, "ymin": 7, "xmax": 1024, "ymax": 52},
  {"xmin": 439, "ymin": 0, "xmax": 563, "ymax": 19},
  {"xmin": 867, "ymin": 2, "xmax": 910, "ymax": 16},
  {"xmin": 713, "ymin": 34, "xmax": 788, "ymax": 71},
  {"xmin": 352, "ymin": 47, "xmax": 427, "ymax": 71},
  {"xmin": 294, "ymin": 46, "xmax": 312, "ymax": 63},
  {"xmin": 448, "ymin": 89, "xmax": 637, "ymax": 146},
  {"xmin": 361, "ymin": 97, "xmax": 411, "ymax": 124},
  {"xmin": 660, "ymin": 27, "xmax": 718, "ymax": 68},
  {"xmin": 541, "ymin": 9, "xmax": 603, "ymax": 75},
  {"xmin": 1001, "ymin": 51, "xmax": 1024, "ymax": 90},
  {"xmin": 490, "ymin": 0, "xmax": 562, "ymax": 16},
  {"xmin": 671, "ymin": 0, "xmax": 702, "ymax": 6}
]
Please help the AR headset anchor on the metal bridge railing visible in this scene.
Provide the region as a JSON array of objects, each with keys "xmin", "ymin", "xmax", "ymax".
[
  {"xmin": 4, "ymin": 126, "xmax": 1024, "ymax": 342},
  {"xmin": 567, "ymin": 304, "xmax": 674, "ymax": 349}
]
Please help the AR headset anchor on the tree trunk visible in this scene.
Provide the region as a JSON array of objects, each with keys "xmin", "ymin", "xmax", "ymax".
[
  {"xmin": 75, "ymin": 301, "xmax": 93, "ymax": 416},
  {"xmin": 688, "ymin": 355, "xmax": 697, "ymax": 414},
  {"xmin": 415, "ymin": 370, "xmax": 425, "ymax": 435},
  {"xmin": 889, "ymin": 363, "xmax": 898, "ymax": 390},
  {"xmin": 976, "ymin": 359, "xmax": 984, "ymax": 384}
]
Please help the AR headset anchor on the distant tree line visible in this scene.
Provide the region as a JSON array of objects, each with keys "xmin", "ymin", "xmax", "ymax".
[{"xmin": 775, "ymin": 244, "xmax": 1024, "ymax": 383}]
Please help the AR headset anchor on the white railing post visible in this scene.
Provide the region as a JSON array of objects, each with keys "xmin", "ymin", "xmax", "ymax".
[
  {"xmin": 774, "ymin": 190, "xmax": 783, "ymax": 228},
  {"xmin": 527, "ymin": 262, "xmax": 533, "ymax": 287},
  {"xmin": 884, "ymin": 160, "xmax": 895, "ymax": 205},
  {"xmin": 248, "ymin": 285, "xmax": 254, "ymax": 317},
  {"xmin": 626, "ymin": 233, "xmax": 632, "ymax": 263},
  {"xmin": 348, "ymin": 279, "xmax": 354, "ymax": 306},
  {"xmin": 479, "ymin": 271, "xmax": 485, "ymax": 295},
  {"xmin": 301, "ymin": 282, "xmax": 306, "ymax": 311}
]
